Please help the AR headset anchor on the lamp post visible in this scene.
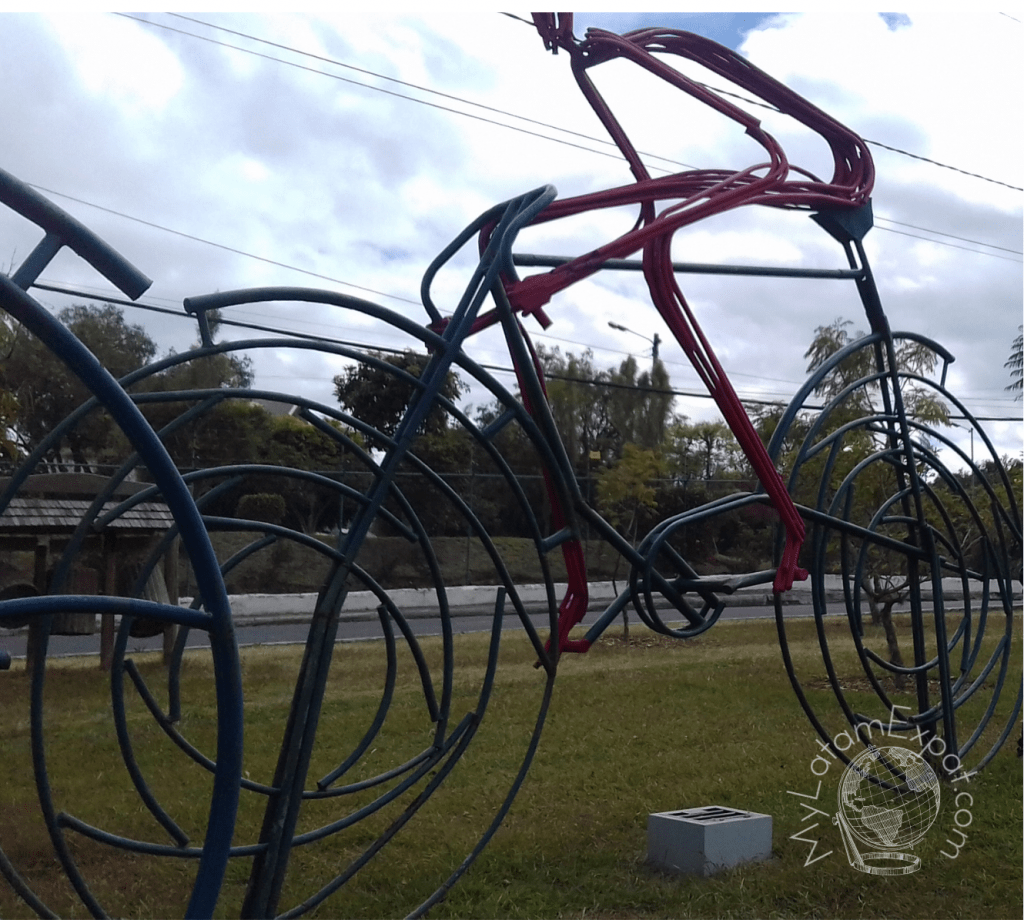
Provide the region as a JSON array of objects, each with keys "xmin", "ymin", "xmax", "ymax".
[
  {"xmin": 949, "ymin": 420, "xmax": 975, "ymax": 486},
  {"xmin": 608, "ymin": 321, "xmax": 660, "ymax": 366}
]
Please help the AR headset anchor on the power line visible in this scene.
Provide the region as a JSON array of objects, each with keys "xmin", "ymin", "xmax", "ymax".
[
  {"xmin": 11, "ymin": 12, "xmax": 1019, "ymax": 413},
  {"xmin": 38, "ymin": 15, "xmax": 1005, "ymax": 286},
  {"xmin": 873, "ymin": 224, "xmax": 1022, "ymax": 263},
  {"xmin": 693, "ymin": 65, "xmax": 1022, "ymax": 191},
  {"xmin": 864, "ymin": 140, "xmax": 1022, "ymax": 191},
  {"xmin": 115, "ymin": 12, "xmax": 659, "ymax": 170},
  {"xmin": 26, "ymin": 183, "xmax": 420, "ymax": 307},
  {"xmin": 874, "ymin": 217, "xmax": 1022, "ymax": 256},
  {"xmin": 126, "ymin": 12, "xmax": 1022, "ymax": 223},
  {"xmin": 20, "ymin": 177, "xmax": 1019, "ymax": 399},
  {"xmin": 160, "ymin": 11, "xmax": 697, "ymax": 173},
  {"xmin": 27, "ymin": 280, "xmax": 1023, "ymax": 422}
]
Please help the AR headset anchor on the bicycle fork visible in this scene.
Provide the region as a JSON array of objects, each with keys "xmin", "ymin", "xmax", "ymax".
[{"xmin": 818, "ymin": 208, "xmax": 954, "ymax": 758}]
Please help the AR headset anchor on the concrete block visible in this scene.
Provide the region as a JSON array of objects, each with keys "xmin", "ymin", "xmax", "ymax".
[{"xmin": 647, "ymin": 805, "xmax": 772, "ymax": 876}]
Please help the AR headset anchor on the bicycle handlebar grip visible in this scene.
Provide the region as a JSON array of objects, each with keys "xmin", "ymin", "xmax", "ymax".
[{"xmin": 0, "ymin": 165, "xmax": 151, "ymax": 300}]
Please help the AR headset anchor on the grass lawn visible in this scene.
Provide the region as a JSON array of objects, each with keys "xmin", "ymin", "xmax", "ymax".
[{"xmin": 1, "ymin": 614, "xmax": 1020, "ymax": 919}]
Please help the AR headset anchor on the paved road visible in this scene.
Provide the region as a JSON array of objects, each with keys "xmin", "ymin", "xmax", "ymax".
[
  {"xmin": 5, "ymin": 572, "xmax": 1009, "ymax": 663},
  {"xmin": 2, "ymin": 575, "xmax": 1015, "ymax": 663},
  {"xmin": 0, "ymin": 597, "xmax": 898, "ymax": 662}
]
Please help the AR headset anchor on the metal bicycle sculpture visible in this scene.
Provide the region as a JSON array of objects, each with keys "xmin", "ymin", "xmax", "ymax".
[{"xmin": 0, "ymin": 13, "xmax": 1019, "ymax": 918}]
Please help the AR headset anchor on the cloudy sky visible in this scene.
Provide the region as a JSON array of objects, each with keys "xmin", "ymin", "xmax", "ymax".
[{"xmin": 1, "ymin": 10, "xmax": 1020, "ymax": 464}]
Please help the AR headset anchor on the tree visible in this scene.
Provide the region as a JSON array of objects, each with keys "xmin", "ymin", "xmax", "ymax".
[
  {"xmin": 334, "ymin": 351, "xmax": 484, "ymax": 537},
  {"xmin": 597, "ymin": 443, "xmax": 667, "ymax": 638},
  {"xmin": 333, "ymin": 350, "xmax": 465, "ymax": 439},
  {"xmin": 0, "ymin": 387, "xmax": 17, "ymax": 463},
  {"xmin": 0, "ymin": 304, "xmax": 158, "ymax": 469},
  {"xmin": 0, "ymin": 315, "xmax": 19, "ymax": 462},
  {"xmin": 804, "ymin": 318, "xmax": 948, "ymax": 426},
  {"xmin": 793, "ymin": 318, "xmax": 953, "ymax": 686},
  {"xmin": 259, "ymin": 413, "xmax": 349, "ymax": 534},
  {"xmin": 535, "ymin": 345, "xmax": 614, "ymax": 470},
  {"xmin": 1006, "ymin": 325, "xmax": 1022, "ymax": 400},
  {"xmin": 606, "ymin": 354, "xmax": 674, "ymax": 453},
  {"xmin": 665, "ymin": 419, "xmax": 742, "ymax": 482},
  {"xmin": 236, "ymin": 492, "xmax": 286, "ymax": 526},
  {"xmin": 470, "ymin": 400, "xmax": 549, "ymax": 538}
]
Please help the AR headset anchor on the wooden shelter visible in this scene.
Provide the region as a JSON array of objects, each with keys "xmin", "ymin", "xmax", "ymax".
[{"xmin": 0, "ymin": 472, "xmax": 178, "ymax": 668}]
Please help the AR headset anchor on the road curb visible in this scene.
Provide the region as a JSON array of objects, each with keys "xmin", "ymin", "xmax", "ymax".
[{"xmin": 202, "ymin": 575, "xmax": 1018, "ymax": 628}]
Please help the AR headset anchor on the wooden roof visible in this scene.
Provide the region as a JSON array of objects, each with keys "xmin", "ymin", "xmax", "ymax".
[
  {"xmin": 0, "ymin": 472, "xmax": 152, "ymax": 498},
  {"xmin": 0, "ymin": 474, "xmax": 173, "ymax": 535},
  {"xmin": 0, "ymin": 496, "xmax": 173, "ymax": 533}
]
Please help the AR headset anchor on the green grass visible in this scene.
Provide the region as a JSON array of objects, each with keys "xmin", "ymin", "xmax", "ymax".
[{"xmin": 1, "ymin": 616, "xmax": 1020, "ymax": 919}]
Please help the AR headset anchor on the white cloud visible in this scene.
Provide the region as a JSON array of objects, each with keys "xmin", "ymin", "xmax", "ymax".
[
  {"xmin": 1, "ymin": 10, "xmax": 1019, "ymax": 464},
  {"xmin": 43, "ymin": 13, "xmax": 185, "ymax": 112}
]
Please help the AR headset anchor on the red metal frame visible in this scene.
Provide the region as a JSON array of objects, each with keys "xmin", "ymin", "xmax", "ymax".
[{"xmin": 498, "ymin": 15, "xmax": 877, "ymax": 650}]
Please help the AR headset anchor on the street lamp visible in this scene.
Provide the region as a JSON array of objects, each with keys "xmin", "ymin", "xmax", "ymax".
[
  {"xmin": 608, "ymin": 321, "xmax": 660, "ymax": 365},
  {"xmin": 948, "ymin": 420, "xmax": 976, "ymax": 486}
]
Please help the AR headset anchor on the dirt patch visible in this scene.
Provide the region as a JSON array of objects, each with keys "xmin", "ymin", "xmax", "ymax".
[
  {"xmin": 803, "ymin": 675, "xmax": 981, "ymax": 695},
  {"xmin": 595, "ymin": 633, "xmax": 704, "ymax": 650}
]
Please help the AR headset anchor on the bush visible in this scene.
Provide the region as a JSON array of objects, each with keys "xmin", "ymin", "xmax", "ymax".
[{"xmin": 235, "ymin": 492, "xmax": 286, "ymax": 525}]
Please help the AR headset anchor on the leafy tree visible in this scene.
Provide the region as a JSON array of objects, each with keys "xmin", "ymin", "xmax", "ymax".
[
  {"xmin": 190, "ymin": 400, "xmax": 270, "ymax": 470},
  {"xmin": 665, "ymin": 419, "xmax": 742, "ymax": 482},
  {"xmin": 1006, "ymin": 325, "xmax": 1022, "ymax": 400},
  {"xmin": 259, "ymin": 413, "xmax": 349, "ymax": 534},
  {"xmin": 790, "ymin": 318, "xmax": 953, "ymax": 685},
  {"xmin": 0, "ymin": 315, "xmax": 19, "ymax": 462},
  {"xmin": 333, "ymin": 350, "xmax": 480, "ymax": 537},
  {"xmin": 606, "ymin": 354, "xmax": 674, "ymax": 452},
  {"xmin": 0, "ymin": 388, "xmax": 17, "ymax": 463},
  {"xmin": 333, "ymin": 350, "xmax": 465, "ymax": 439},
  {"xmin": 598, "ymin": 444, "xmax": 665, "ymax": 539},
  {"xmin": 597, "ymin": 443, "xmax": 667, "ymax": 638},
  {"xmin": 150, "ymin": 349, "xmax": 253, "ymax": 394},
  {"xmin": 470, "ymin": 400, "xmax": 549, "ymax": 538},
  {"xmin": 135, "ymin": 319, "xmax": 257, "ymax": 482},
  {"xmin": 804, "ymin": 318, "xmax": 948, "ymax": 424},
  {"xmin": 139, "ymin": 311, "xmax": 253, "ymax": 418},
  {"xmin": 152, "ymin": 395, "xmax": 357, "ymax": 535},
  {"xmin": 535, "ymin": 345, "xmax": 614, "ymax": 470},
  {"xmin": 59, "ymin": 304, "xmax": 157, "ymax": 372},
  {"xmin": 236, "ymin": 492, "xmax": 286, "ymax": 525},
  {"xmin": 0, "ymin": 304, "xmax": 157, "ymax": 469},
  {"xmin": 536, "ymin": 346, "xmax": 676, "ymax": 467}
]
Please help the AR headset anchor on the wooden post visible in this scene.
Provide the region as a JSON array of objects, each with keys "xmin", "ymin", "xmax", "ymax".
[
  {"xmin": 162, "ymin": 537, "xmax": 179, "ymax": 665},
  {"xmin": 100, "ymin": 532, "xmax": 117, "ymax": 671},
  {"xmin": 25, "ymin": 539, "xmax": 49, "ymax": 675}
]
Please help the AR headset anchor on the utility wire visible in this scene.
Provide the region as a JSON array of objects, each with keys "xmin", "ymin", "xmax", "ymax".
[
  {"xmin": 16, "ymin": 10, "xmax": 1020, "ymax": 409},
  {"xmin": 160, "ymin": 11, "xmax": 696, "ymax": 172},
  {"xmin": 26, "ymin": 183, "xmax": 420, "ymax": 307},
  {"xmin": 509, "ymin": 12, "xmax": 1022, "ymax": 193},
  {"xmin": 55, "ymin": 13, "xmax": 1020, "ymax": 286},
  {"xmin": 874, "ymin": 217, "xmax": 1021, "ymax": 255},
  {"xmin": 132, "ymin": 13, "xmax": 1022, "ymax": 209},
  {"xmin": 873, "ymin": 225, "xmax": 1022, "ymax": 263},
  {"xmin": 864, "ymin": 140, "xmax": 1022, "ymax": 191},
  {"xmin": 116, "ymin": 12, "xmax": 660, "ymax": 169},
  {"xmin": 27, "ymin": 280, "xmax": 1023, "ymax": 422},
  {"xmin": 684, "ymin": 80, "xmax": 1023, "ymax": 192}
]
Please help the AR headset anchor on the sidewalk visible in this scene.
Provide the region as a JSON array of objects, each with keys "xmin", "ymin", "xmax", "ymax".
[
  {"xmin": 5, "ymin": 578, "xmax": 1016, "ymax": 636},
  {"xmin": 213, "ymin": 576, "xmax": 1021, "ymax": 627}
]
